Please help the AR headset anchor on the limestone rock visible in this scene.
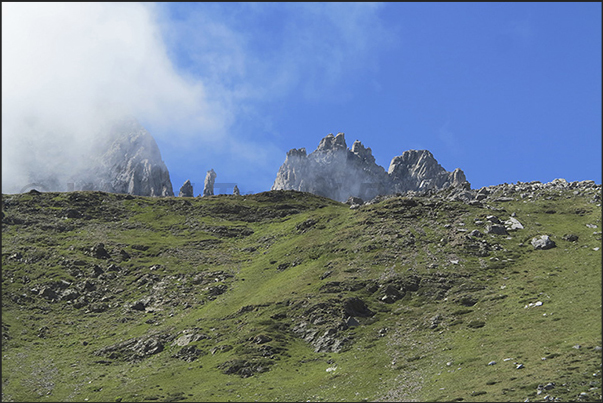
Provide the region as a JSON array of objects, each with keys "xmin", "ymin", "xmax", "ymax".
[
  {"xmin": 203, "ymin": 169, "xmax": 217, "ymax": 197},
  {"xmin": 179, "ymin": 180, "xmax": 194, "ymax": 197},
  {"xmin": 10, "ymin": 117, "xmax": 174, "ymax": 196},
  {"xmin": 531, "ymin": 235, "xmax": 556, "ymax": 250},
  {"xmin": 505, "ymin": 217, "xmax": 524, "ymax": 231},
  {"xmin": 272, "ymin": 132, "xmax": 469, "ymax": 202},
  {"xmin": 14, "ymin": 117, "xmax": 174, "ymax": 197},
  {"xmin": 388, "ymin": 150, "xmax": 468, "ymax": 193},
  {"xmin": 91, "ymin": 118, "xmax": 174, "ymax": 196}
]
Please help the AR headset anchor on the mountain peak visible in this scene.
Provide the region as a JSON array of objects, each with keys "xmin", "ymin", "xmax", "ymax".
[{"xmin": 316, "ymin": 132, "xmax": 347, "ymax": 152}]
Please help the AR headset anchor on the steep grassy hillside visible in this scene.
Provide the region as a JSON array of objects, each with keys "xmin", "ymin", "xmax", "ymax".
[{"xmin": 2, "ymin": 183, "xmax": 601, "ymax": 402}]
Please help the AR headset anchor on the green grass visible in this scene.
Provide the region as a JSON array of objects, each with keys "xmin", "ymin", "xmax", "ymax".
[{"xmin": 2, "ymin": 187, "xmax": 601, "ymax": 402}]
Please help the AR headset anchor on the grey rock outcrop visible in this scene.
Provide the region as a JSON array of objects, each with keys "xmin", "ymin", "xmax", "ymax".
[
  {"xmin": 85, "ymin": 118, "xmax": 174, "ymax": 196},
  {"xmin": 179, "ymin": 180, "xmax": 194, "ymax": 197},
  {"xmin": 272, "ymin": 132, "xmax": 469, "ymax": 202},
  {"xmin": 22, "ymin": 117, "xmax": 174, "ymax": 197},
  {"xmin": 531, "ymin": 235, "xmax": 556, "ymax": 250},
  {"xmin": 203, "ymin": 169, "xmax": 217, "ymax": 197},
  {"xmin": 233, "ymin": 185, "xmax": 240, "ymax": 196},
  {"xmin": 388, "ymin": 150, "xmax": 468, "ymax": 194}
]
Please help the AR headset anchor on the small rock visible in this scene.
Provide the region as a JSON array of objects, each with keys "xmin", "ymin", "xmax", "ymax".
[
  {"xmin": 486, "ymin": 215, "xmax": 501, "ymax": 224},
  {"xmin": 252, "ymin": 334, "xmax": 272, "ymax": 344},
  {"xmin": 563, "ymin": 234, "xmax": 579, "ymax": 242},
  {"xmin": 469, "ymin": 229, "xmax": 483, "ymax": 237},
  {"xmin": 346, "ymin": 196, "xmax": 364, "ymax": 206},
  {"xmin": 487, "ymin": 361, "xmax": 496, "ymax": 366}
]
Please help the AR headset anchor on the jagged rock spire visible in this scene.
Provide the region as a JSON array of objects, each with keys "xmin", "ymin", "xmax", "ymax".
[
  {"xmin": 203, "ymin": 169, "xmax": 217, "ymax": 197},
  {"xmin": 272, "ymin": 132, "xmax": 469, "ymax": 202}
]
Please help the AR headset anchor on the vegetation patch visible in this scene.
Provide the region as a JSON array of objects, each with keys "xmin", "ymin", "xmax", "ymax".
[{"xmin": 2, "ymin": 184, "xmax": 601, "ymax": 402}]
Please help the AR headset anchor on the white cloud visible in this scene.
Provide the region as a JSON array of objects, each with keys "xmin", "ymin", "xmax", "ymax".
[
  {"xmin": 2, "ymin": 2, "xmax": 395, "ymax": 194},
  {"xmin": 1, "ymin": 2, "xmax": 228, "ymax": 193}
]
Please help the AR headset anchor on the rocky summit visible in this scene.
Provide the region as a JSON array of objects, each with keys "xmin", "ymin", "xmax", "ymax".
[
  {"xmin": 18, "ymin": 118, "xmax": 174, "ymax": 197},
  {"xmin": 272, "ymin": 132, "xmax": 469, "ymax": 202},
  {"xmin": 91, "ymin": 118, "xmax": 174, "ymax": 197}
]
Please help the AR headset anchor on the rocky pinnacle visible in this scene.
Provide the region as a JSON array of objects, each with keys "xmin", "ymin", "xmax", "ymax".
[{"xmin": 203, "ymin": 169, "xmax": 217, "ymax": 197}]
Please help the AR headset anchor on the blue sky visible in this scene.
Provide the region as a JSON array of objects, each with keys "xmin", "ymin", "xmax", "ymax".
[{"xmin": 3, "ymin": 3, "xmax": 601, "ymax": 195}]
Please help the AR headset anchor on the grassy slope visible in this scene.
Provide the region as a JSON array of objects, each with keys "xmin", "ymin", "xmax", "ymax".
[{"xmin": 1, "ymin": 187, "xmax": 601, "ymax": 402}]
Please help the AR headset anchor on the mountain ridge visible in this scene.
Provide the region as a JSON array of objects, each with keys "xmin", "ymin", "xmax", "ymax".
[{"xmin": 272, "ymin": 132, "xmax": 469, "ymax": 202}]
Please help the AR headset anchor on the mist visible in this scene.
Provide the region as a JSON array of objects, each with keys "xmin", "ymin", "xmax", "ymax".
[{"xmin": 1, "ymin": 2, "xmax": 224, "ymax": 194}]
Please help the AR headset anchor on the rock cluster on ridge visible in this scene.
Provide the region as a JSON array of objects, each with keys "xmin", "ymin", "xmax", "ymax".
[{"xmin": 272, "ymin": 132, "xmax": 469, "ymax": 202}]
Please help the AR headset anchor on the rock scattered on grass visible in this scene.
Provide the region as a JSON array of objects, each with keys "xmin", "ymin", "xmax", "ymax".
[{"xmin": 531, "ymin": 235, "xmax": 556, "ymax": 250}]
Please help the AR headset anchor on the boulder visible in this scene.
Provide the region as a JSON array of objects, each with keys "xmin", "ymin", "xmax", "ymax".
[
  {"xmin": 90, "ymin": 243, "xmax": 110, "ymax": 259},
  {"xmin": 486, "ymin": 224, "xmax": 508, "ymax": 235},
  {"xmin": 342, "ymin": 297, "xmax": 373, "ymax": 317},
  {"xmin": 563, "ymin": 234, "xmax": 579, "ymax": 242},
  {"xmin": 505, "ymin": 217, "xmax": 524, "ymax": 231},
  {"xmin": 531, "ymin": 235, "xmax": 556, "ymax": 250}
]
